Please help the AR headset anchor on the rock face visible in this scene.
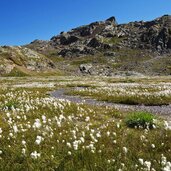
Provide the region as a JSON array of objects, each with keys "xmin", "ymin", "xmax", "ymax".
[{"xmin": 140, "ymin": 15, "xmax": 171, "ymax": 51}]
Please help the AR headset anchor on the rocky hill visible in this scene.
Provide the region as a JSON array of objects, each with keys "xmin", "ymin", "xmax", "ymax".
[
  {"xmin": 0, "ymin": 46, "xmax": 56, "ymax": 76},
  {"xmin": 1, "ymin": 15, "xmax": 171, "ymax": 76}
]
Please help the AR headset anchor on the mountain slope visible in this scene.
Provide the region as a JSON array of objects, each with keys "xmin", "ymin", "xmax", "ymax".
[
  {"xmin": 25, "ymin": 15, "xmax": 171, "ymax": 76},
  {"xmin": 0, "ymin": 46, "xmax": 56, "ymax": 76},
  {"xmin": 1, "ymin": 15, "xmax": 171, "ymax": 76}
]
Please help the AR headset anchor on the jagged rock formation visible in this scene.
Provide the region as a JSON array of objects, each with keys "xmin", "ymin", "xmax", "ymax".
[
  {"xmin": 25, "ymin": 15, "xmax": 171, "ymax": 76},
  {"xmin": 1, "ymin": 15, "xmax": 171, "ymax": 76},
  {"xmin": 27, "ymin": 15, "xmax": 171, "ymax": 57}
]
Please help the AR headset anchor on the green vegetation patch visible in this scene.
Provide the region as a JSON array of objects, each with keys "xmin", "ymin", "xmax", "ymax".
[
  {"xmin": 4, "ymin": 67, "xmax": 29, "ymax": 77},
  {"xmin": 103, "ymin": 37, "xmax": 125, "ymax": 45},
  {"xmin": 125, "ymin": 112, "xmax": 156, "ymax": 129},
  {"xmin": 70, "ymin": 55, "xmax": 108, "ymax": 66},
  {"xmin": 2, "ymin": 100, "xmax": 19, "ymax": 110}
]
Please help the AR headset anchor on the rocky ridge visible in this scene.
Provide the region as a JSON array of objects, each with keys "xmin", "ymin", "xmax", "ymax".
[
  {"xmin": 28, "ymin": 15, "xmax": 171, "ymax": 56},
  {"xmin": 1, "ymin": 15, "xmax": 171, "ymax": 76},
  {"xmin": 26, "ymin": 15, "xmax": 171, "ymax": 76}
]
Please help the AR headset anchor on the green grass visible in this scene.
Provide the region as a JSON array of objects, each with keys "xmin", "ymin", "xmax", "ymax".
[
  {"xmin": 67, "ymin": 86, "xmax": 171, "ymax": 106},
  {"xmin": 167, "ymin": 65, "xmax": 171, "ymax": 70},
  {"xmin": 103, "ymin": 37, "xmax": 124, "ymax": 45},
  {"xmin": 2, "ymin": 100, "xmax": 19, "ymax": 110},
  {"xmin": 0, "ymin": 77, "xmax": 170, "ymax": 170},
  {"xmin": 70, "ymin": 55, "xmax": 108, "ymax": 66},
  {"xmin": 125, "ymin": 112, "xmax": 156, "ymax": 129},
  {"xmin": 4, "ymin": 67, "xmax": 29, "ymax": 77}
]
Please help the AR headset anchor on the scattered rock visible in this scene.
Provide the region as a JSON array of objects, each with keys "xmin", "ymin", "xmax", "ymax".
[
  {"xmin": 87, "ymin": 38, "xmax": 101, "ymax": 48},
  {"xmin": 79, "ymin": 64, "xmax": 92, "ymax": 74},
  {"xmin": 104, "ymin": 51, "xmax": 116, "ymax": 56},
  {"xmin": 0, "ymin": 64, "xmax": 14, "ymax": 75},
  {"xmin": 60, "ymin": 33, "xmax": 80, "ymax": 45},
  {"xmin": 58, "ymin": 46, "xmax": 96, "ymax": 57},
  {"xmin": 113, "ymin": 71, "xmax": 144, "ymax": 77}
]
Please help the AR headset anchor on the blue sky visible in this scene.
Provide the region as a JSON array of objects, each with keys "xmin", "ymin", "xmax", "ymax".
[{"xmin": 0, "ymin": 0, "xmax": 170, "ymax": 46}]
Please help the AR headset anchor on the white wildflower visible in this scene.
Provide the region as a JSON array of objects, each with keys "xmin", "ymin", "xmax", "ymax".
[
  {"xmin": 96, "ymin": 132, "xmax": 101, "ymax": 138},
  {"xmin": 13, "ymin": 125, "xmax": 18, "ymax": 133},
  {"xmin": 30, "ymin": 151, "xmax": 41, "ymax": 159},
  {"xmin": 117, "ymin": 123, "xmax": 120, "ymax": 128},
  {"xmin": 73, "ymin": 141, "xmax": 79, "ymax": 150},
  {"xmin": 85, "ymin": 116, "xmax": 90, "ymax": 122},
  {"xmin": 163, "ymin": 162, "xmax": 171, "ymax": 171},
  {"xmin": 66, "ymin": 142, "xmax": 71, "ymax": 148},
  {"xmin": 22, "ymin": 148, "xmax": 26, "ymax": 155},
  {"xmin": 113, "ymin": 140, "xmax": 117, "ymax": 144},
  {"xmin": 144, "ymin": 161, "xmax": 151, "ymax": 171},
  {"xmin": 106, "ymin": 131, "xmax": 110, "ymax": 136},
  {"xmin": 68, "ymin": 151, "xmax": 72, "ymax": 155},
  {"xmin": 123, "ymin": 147, "xmax": 128, "ymax": 154},
  {"xmin": 33, "ymin": 119, "xmax": 41, "ymax": 129},
  {"xmin": 138, "ymin": 158, "xmax": 144, "ymax": 165},
  {"xmin": 151, "ymin": 144, "xmax": 155, "ymax": 149},
  {"xmin": 22, "ymin": 140, "xmax": 26, "ymax": 146},
  {"xmin": 0, "ymin": 128, "xmax": 2, "ymax": 134},
  {"xmin": 35, "ymin": 135, "xmax": 43, "ymax": 145},
  {"xmin": 80, "ymin": 137, "xmax": 85, "ymax": 143}
]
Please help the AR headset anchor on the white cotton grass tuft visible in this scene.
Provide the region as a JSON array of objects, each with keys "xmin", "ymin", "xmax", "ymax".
[
  {"xmin": 35, "ymin": 135, "xmax": 44, "ymax": 145},
  {"xmin": 30, "ymin": 151, "xmax": 41, "ymax": 159},
  {"xmin": 123, "ymin": 147, "xmax": 128, "ymax": 154}
]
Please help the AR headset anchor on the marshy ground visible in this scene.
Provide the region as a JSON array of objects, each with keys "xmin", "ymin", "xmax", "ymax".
[{"xmin": 0, "ymin": 76, "xmax": 171, "ymax": 170}]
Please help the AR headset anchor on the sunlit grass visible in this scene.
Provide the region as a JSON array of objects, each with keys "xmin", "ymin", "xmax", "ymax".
[
  {"xmin": 0, "ymin": 77, "xmax": 170, "ymax": 170},
  {"xmin": 68, "ymin": 84, "xmax": 171, "ymax": 105}
]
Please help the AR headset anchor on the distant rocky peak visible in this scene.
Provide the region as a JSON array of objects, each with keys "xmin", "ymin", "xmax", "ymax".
[
  {"xmin": 105, "ymin": 16, "xmax": 117, "ymax": 25},
  {"xmin": 157, "ymin": 14, "xmax": 171, "ymax": 20},
  {"xmin": 155, "ymin": 15, "xmax": 171, "ymax": 26}
]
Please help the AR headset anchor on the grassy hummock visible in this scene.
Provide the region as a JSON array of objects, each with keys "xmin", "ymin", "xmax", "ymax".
[{"xmin": 125, "ymin": 112, "xmax": 156, "ymax": 129}]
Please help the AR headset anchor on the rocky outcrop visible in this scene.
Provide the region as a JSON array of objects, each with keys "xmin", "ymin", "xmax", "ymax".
[
  {"xmin": 140, "ymin": 15, "xmax": 171, "ymax": 51},
  {"xmin": 22, "ymin": 15, "xmax": 171, "ymax": 76},
  {"xmin": 51, "ymin": 33, "xmax": 80, "ymax": 45},
  {"xmin": 79, "ymin": 64, "xmax": 92, "ymax": 74},
  {"xmin": 58, "ymin": 46, "xmax": 96, "ymax": 57},
  {"xmin": 0, "ymin": 46, "xmax": 55, "ymax": 75},
  {"xmin": 28, "ymin": 15, "xmax": 171, "ymax": 59},
  {"xmin": 105, "ymin": 16, "xmax": 118, "ymax": 25}
]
